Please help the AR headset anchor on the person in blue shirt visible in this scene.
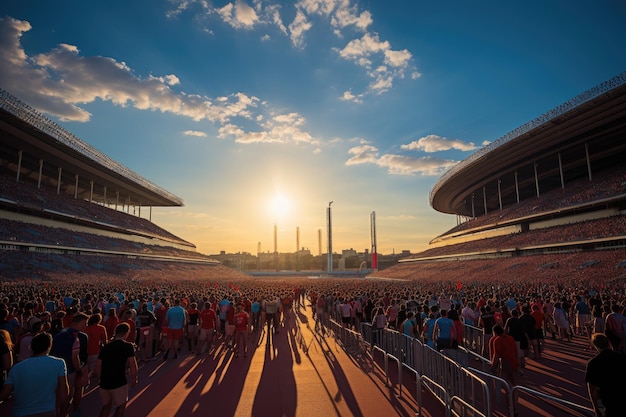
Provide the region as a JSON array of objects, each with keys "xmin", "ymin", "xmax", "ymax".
[
  {"xmin": 433, "ymin": 309, "xmax": 456, "ymax": 351},
  {"xmin": 163, "ymin": 299, "xmax": 186, "ymax": 360},
  {"xmin": 421, "ymin": 313, "xmax": 437, "ymax": 349},
  {"xmin": 1, "ymin": 332, "xmax": 69, "ymax": 417}
]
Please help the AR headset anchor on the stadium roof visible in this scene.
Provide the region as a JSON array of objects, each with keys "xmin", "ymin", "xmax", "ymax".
[
  {"xmin": 0, "ymin": 88, "xmax": 183, "ymax": 207},
  {"xmin": 430, "ymin": 71, "xmax": 626, "ymax": 217}
]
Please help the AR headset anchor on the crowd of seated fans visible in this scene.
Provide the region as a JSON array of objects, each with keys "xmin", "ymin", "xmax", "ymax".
[
  {"xmin": 0, "ymin": 250, "xmax": 247, "ymax": 282},
  {"xmin": 0, "ymin": 218, "xmax": 211, "ymax": 260},
  {"xmin": 440, "ymin": 168, "xmax": 626, "ymax": 237},
  {"xmin": 378, "ymin": 250, "xmax": 626, "ymax": 285},
  {"xmin": 416, "ymin": 215, "xmax": 626, "ymax": 258},
  {"xmin": 0, "ymin": 172, "xmax": 190, "ymax": 246}
]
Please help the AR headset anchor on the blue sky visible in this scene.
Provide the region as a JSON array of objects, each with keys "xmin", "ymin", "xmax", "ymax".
[{"xmin": 1, "ymin": 1, "xmax": 625, "ymax": 256}]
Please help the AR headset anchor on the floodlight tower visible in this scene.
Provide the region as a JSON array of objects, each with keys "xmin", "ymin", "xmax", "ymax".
[
  {"xmin": 370, "ymin": 211, "xmax": 378, "ymax": 271},
  {"xmin": 274, "ymin": 224, "xmax": 278, "ymax": 271},
  {"xmin": 318, "ymin": 229, "xmax": 322, "ymax": 256},
  {"xmin": 327, "ymin": 201, "xmax": 333, "ymax": 272},
  {"xmin": 296, "ymin": 227, "xmax": 300, "ymax": 272}
]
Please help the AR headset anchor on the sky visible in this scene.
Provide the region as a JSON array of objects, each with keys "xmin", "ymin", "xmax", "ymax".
[{"xmin": 1, "ymin": 1, "xmax": 626, "ymax": 257}]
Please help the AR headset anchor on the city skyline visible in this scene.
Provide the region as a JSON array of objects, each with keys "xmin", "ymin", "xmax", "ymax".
[{"xmin": 1, "ymin": 1, "xmax": 625, "ymax": 255}]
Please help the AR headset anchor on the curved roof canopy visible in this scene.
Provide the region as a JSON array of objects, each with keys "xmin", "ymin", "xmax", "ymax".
[
  {"xmin": 0, "ymin": 89, "xmax": 183, "ymax": 207},
  {"xmin": 430, "ymin": 71, "xmax": 626, "ymax": 217}
]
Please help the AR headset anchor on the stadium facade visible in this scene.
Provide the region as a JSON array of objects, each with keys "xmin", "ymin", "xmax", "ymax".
[
  {"xmin": 0, "ymin": 88, "xmax": 242, "ymax": 280},
  {"xmin": 385, "ymin": 71, "xmax": 626, "ymax": 279}
]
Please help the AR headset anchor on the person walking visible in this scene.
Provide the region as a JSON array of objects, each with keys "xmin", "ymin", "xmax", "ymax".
[
  {"xmin": 0, "ymin": 332, "xmax": 69, "ymax": 417},
  {"xmin": 232, "ymin": 304, "xmax": 249, "ymax": 358},
  {"xmin": 585, "ymin": 333, "xmax": 626, "ymax": 417},
  {"xmin": 50, "ymin": 312, "xmax": 88, "ymax": 417},
  {"xmin": 163, "ymin": 299, "xmax": 186, "ymax": 360},
  {"xmin": 96, "ymin": 322, "xmax": 138, "ymax": 417}
]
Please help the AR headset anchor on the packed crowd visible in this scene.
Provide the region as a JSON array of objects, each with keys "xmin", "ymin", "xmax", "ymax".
[
  {"xmin": 418, "ymin": 214, "xmax": 626, "ymax": 258},
  {"xmin": 443, "ymin": 167, "xmax": 626, "ymax": 237},
  {"xmin": 0, "ymin": 173, "xmax": 188, "ymax": 245},
  {"xmin": 1, "ymin": 271, "xmax": 626, "ymax": 416}
]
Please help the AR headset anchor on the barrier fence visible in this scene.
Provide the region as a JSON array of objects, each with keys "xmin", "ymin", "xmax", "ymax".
[{"xmin": 320, "ymin": 309, "xmax": 594, "ymax": 417}]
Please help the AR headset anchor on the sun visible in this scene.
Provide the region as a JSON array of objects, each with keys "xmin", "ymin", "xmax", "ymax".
[{"xmin": 268, "ymin": 194, "xmax": 291, "ymax": 220}]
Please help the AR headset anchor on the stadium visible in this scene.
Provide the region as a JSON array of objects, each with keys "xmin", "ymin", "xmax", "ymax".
[
  {"xmin": 2, "ymin": 72, "xmax": 626, "ymax": 417},
  {"xmin": 0, "ymin": 88, "xmax": 247, "ymax": 283},
  {"xmin": 375, "ymin": 70, "xmax": 626, "ymax": 285}
]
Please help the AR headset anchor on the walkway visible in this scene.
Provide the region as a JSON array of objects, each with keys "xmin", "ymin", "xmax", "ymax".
[{"xmin": 0, "ymin": 305, "xmax": 596, "ymax": 417}]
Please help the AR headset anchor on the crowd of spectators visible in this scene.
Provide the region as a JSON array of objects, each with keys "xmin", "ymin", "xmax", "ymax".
[
  {"xmin": 441, "ymin": 168, "xmax": 626, "ymax": 237},
  {"xmin": 1, "ymin": 257, "xmax": 626, "ymax": 415},
  {"xmin": 416, "ymin": 214, "xmax": 626, "ymax": 259},
  {"xmin": 0, "ymin": 218, "xmax": 211, "ymax": 261},
  {"xmin": 0, "ymin": 173, "xmax": 190, "ymax": 246}
]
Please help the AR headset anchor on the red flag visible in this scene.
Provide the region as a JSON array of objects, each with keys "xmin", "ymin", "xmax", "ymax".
[
  {"xmin": 456, "ymin": 281, "xmax": 463, "ymax": 291},
  {"xmin": 215, "ymin": 283, "xmax": 219, "ymax": 289}
]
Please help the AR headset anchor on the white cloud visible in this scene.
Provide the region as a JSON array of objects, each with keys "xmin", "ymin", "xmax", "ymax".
[
  {"xmin": 165, "ymin": 1, "xmax": 417, "ymax": 98},
  {"xmin": 0, "ymin": 17, "xmax": 321, "ymax": 150},
  {"xmin": 217, "ymin": 0, "xmax": 260, "ymax": 29},
  {"xmin": 339, "ymin": 90, "xmax": 363, "ymax": 103},
  {"xmin": 401, "ymin": 135, "xmax": 477, "ymax": 153},
  {"xmin": 183, "ymin": 130, "xmax": 207, "ymax": 137},
  {"xmin": 337, "ymin": 32, "xmax": 414, "ymax": 95},
  {"xmin": 345, "ymin": 144, "xmax": 379, "ymax": 165},
  {"xmin": 288, "ymin": 9, "xmax": 313, "ymax": 48},
  {"xmin": 376, "ymin": 154, "xmax": 458, "ymax": 176},
  {"xmin": 345, "ymin": 140, "xmax": 458, "ymax": 175}
]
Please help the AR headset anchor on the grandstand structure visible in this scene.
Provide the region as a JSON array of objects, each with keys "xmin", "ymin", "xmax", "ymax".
[
  {"xmin": 0, "ymin": 88, "xmax": 237, "ymax": 281},
  {"xmin": 381, "ymin": 71, "xmax": 626, "ymax": 281}
]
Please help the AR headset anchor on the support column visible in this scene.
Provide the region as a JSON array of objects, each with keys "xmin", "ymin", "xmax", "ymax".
[
  {"xmin": 89, "ymin": 180, "xmax": 94, "ymax": 203},
  {"xmin": 115, "ymin": 191, "xmax": 119, "ymax": 210},
  {"xmin": 471, "ymin": 193, "xmax": 475, "ymax": 219},
  {"xmin": 16, "ymin": 150, "xmax": 22, "ymax": 182},
  {"xmin": 585, "ymin": 142, "xmax": 592, "ymax": 180},
  {"xmin": 498, "ymin": 178, "xmax": 502, "ymax": 210},
  {"xmin": 37, "ymin": 159, "xmax": 43, "ymax": 188},
  {"xmin": 515, "ymin": 171, "xmax": 520, "ymax": 203},
  {"xmin": 57, "ymin": 167, "xmax": 62, "ymax": 194},
  {"xmin": 74, "ymin": 175, "xmax": 79, "ymax": 199},
  {"xmin": 483, "ymin": 186, "xmax": 487, "ymax": 215},
  {"xmin": 534, "ymin": 162, "xmax": 540, "ymax": 197},
  {"xmin": 558, "ymin": 152, "xmax": 565, "ymax": 189}
]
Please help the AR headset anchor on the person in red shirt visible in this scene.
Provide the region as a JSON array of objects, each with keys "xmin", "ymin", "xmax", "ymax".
[
  {"xmin": 120, "ymin": 310, "xmax": 136, "ymax": 344},
  {"xmin": 197, "ymin": 304, "xmax": 218, "ymax": 355},
  {"xmin": 489, "ymin": 324, "xmax": 518, "ymax": 385},
  {"xmin": 233, "ymin": 304, "xmax": 249, "ymax": 358},
  {"xmin": 83, "ymin": 313, "xmax": 108, "ymax": 384}
]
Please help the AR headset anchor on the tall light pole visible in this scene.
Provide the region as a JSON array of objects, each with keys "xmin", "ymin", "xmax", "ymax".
[
  {"xmin": 327, "ymin": 201, "xmax": 333, "ymax": 273},
  {"xmin": 370, "ymin": 211, "xmax": 378, "ymax": 271}
]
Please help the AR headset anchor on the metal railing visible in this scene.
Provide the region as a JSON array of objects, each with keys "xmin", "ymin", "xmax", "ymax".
[{"xmin": 346, "ymin": 321, "xmax": 594, "ymax": 417}]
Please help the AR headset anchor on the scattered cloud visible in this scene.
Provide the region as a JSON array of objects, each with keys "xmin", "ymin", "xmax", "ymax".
[
  {"xmin": 217, "ymin": 0, "xmax": 260, "ymax": 29},
  {"xmin": 376, "ymin": 154, "xmax": 458, "ymax": 176},
  {"xmin": 165, "ymin": 1, "xmax": 418, "ymax": 99},
  {"xmin": 401, "ymin": 135, "xmax": 477, "ymax": 153},
  {"xmin": 346, "ymin": 143, "xmax": 458, "ymax": 176},
  {"xmin": 0, "ymin": 16, "xmax": 321, "ymax": 150},
  {"xmin": 345, "ymin": 144, "xmax": 379, "ymax": 165},
  {"xmin": 339, "ymin": 90, "xmax": 363, "ymax": 103},
  {"xmin": 183, "ymin": 130, "xmax": 207, "ymax": 137}
]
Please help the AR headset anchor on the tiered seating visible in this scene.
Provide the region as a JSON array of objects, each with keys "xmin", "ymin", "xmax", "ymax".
[
  {"xmin": 0, "ymin": 173, "xmax": 190, "ymax": 246},
  {"xmin": 439, "ymin": 168, "xmax": 626, "ymax": 238}
]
